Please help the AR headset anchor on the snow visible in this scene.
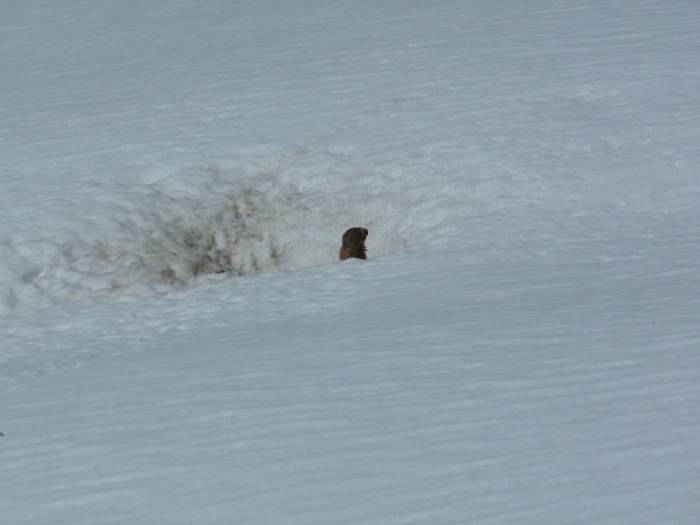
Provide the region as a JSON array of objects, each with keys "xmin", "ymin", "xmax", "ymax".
[{"xmin": 1, "ymin": 0, "xmax": 700, "ymax": 523}]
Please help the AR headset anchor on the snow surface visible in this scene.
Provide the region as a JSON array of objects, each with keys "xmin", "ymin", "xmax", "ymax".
[{"xmin": 1, "ymin": 0, "xmax": 700, "ymax": 523}]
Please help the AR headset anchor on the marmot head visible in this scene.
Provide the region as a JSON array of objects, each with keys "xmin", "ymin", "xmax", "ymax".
[{"xmin": 339, "ymin": 227, "xmax": 368, "ymax": 260}]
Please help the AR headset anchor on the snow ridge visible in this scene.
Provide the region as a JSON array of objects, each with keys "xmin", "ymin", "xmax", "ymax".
[{"xmin": 0, "ymin": 150, "xmax": 467, "ymax": 315}]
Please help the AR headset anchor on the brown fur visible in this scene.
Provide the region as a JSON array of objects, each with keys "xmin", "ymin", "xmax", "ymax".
[{"xmin": 339, "ymin": 227, "xmax": 368, "ymax": 260}]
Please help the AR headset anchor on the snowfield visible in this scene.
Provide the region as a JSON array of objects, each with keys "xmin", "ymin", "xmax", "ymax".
[{"xmin": 1, "ymin": 1, "xmax": 699, "ymax": 523}]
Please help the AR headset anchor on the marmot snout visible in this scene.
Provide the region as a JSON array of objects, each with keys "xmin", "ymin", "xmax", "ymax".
[{"xmin": 339, "ymin": 227, "xmax": 368, "ymax": 261}]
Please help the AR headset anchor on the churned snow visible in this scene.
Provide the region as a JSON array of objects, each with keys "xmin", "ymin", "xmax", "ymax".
[{"xmin": 1, "ymin": 1, "xmax": 699, "ymax": 524}]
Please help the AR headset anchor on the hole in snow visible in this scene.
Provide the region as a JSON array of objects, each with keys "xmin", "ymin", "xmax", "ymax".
[{"xmin": 0, "ymin": 151, "xmax": 467, "ymax": 314}]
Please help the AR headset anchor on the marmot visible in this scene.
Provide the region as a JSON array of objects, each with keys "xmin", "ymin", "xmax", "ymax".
[{"xmin": 339, "ymin": 227, "xmax": 368, "ymax": 260}]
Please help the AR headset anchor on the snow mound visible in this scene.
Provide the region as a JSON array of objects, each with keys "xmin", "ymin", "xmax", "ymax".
[{"xmin": 0, "ymin": 151, "xmax": 467, "ymax": 314}]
